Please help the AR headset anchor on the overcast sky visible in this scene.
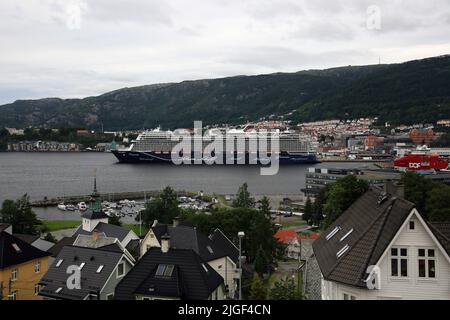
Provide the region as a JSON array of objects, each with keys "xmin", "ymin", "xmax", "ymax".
[{"xmin": 1, "ymin": 0, "xmax": 449, "ymax": 104}]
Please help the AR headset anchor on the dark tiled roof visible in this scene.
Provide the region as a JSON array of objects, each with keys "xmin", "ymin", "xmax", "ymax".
[
  {"xmin": 48, "ymin": 236, "xmax": 77, "ymax": 257},
  {"xmin": 39, "ymin": 246, "xmax": 124, "ymax": 300},
  {"xmin": 73, "ymin": 222, "xmax": 130, "ymax": 242},
  {"xmin": 13, "ymin": 233, "xmax": 40, "ymax": 244},
  {"xmin": 115, "ymin": 247, "xmax": 223, "ymax": 300},
  {"xmin": 313, "ymin": 187, "xmax": 415, "ymax": 288},
  {"xmin": 152, "ymin": 224, "xmax": 238, "ymax": 263},
  {"xmin": 0, "ymin": 231, "xmax": 51, "ymax": 269},
  {"xmin": 134, "ymin": 265, "xmax": 184, "ymax": 298},
  {"xmin": 81, "ymin": 210, "xmax": 109, "ymax": 220},
  {"xmin": 125, "ymin": 239, "xmax": 141, "ymax": 260},
  {"xmin": 209, "ymin": 229, "xmax": 239, "ymax": 264},
  {"xmin": 428, "ymin": 222, "xmax": 450, "ymax": 256},
  {"xmin": 0, "ymin": 224, "xmax": 11, "ymax": 233}
]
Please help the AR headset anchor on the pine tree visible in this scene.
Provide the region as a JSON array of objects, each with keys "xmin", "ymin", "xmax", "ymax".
[
  {"xmin": 303, "ymin": 197, "xmax": 313, "ymax": 223},
  {"xmin": 233, "ymin": 183, "xmax": 255, "ymax": 208},
  {"xmin": 249, "ymin": 274, "xmax": 268, "ymax": 300}
]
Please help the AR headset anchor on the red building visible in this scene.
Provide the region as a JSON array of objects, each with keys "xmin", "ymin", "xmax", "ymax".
[{"xmin": 410, "ymin": 128, "xmax": 434, "ymax": 145}]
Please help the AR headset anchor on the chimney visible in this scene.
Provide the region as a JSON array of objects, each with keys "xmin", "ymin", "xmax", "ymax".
[
  {"xmin": 161, "ymin": 234, "xmax": 170, "ymax": 253},
  {"xmin": 92, "ymin": 229, "xmax": 100, "ymax": 242},
  {"xmin": 384, "ymin": 180, "xmax": 405, "ymax": 199},
  {"xmin": 152, "ymin": 220, "xmax": 159, "ymax": 227},
  {"xmin": 173, "ymin": 217, "xmax": 180, "ymax": 228}
]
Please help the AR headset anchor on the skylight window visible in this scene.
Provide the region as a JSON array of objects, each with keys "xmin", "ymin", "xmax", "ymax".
[
  {"xmin": 337, "ymin": 244, "xmax": 350, "ymax": 258},
  {"xmin": 156, "ymin": 264, "xmax": 166, "ymax": 276},
  {"xmin": 155, "ymin": 264, "xmax": 175, "ymax": 277},
  {"xmin": 97, "ymin": 265, "xmax": 104, "ymax": 273},
  {"xmin": 340, "ymin": 229, "xmax": 354, "ymax": 242},
  {"xmin": 55, "ymin": 288, "xmax": 63, "ymax": 293},
  {"xmin": 207, "ymin": 246, "xmax": 214, "ymax": 254},
  {"xmin": 79, "ymin": 262, "xmax": 86, "ymax": 270},
  {"xmin": 326, "ymin": 226, "xmax": 341, "ymax": 241},
  {"xmin": 56, "ymin": 259, "xmax": 64, "ymax": 267},
  {"xmin": 12, "ymin": 243, "xmax": 21, "ymax": 253}
]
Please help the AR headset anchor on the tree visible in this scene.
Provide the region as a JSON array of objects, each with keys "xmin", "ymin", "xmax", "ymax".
[
  {"xmin": 259, "ymin": 196, "xmax": 271, "ymax": 218},
  {"xmin": 323, "ymin": 175, "xmax": 369, "ymax": 228},
  {"xmin": 402, "ymin": 172, "xmax": 433, "ymax": 217},
  {"xmin": 0, "ymin": 195, "xmax": 42, "ymax": 235},
  {"xmin": 140, "ymin": 186, "xmax": 180, "ymax": 226},
  {"xmin": 233, "ymin": 183, "xmax": 255, "ymax": 208},
  {"xmin": 44, "ymin": 233, "xmax": 57, "ymax": 243},
  {"xmin": 249, "ymin": 274, "xmax": 268, "ymax": 300},
  {"xmin": 426, "ymin": 184, "xmax": 450, "ymax": 221},
  {"xmin": 303, "ymin": 197, "xmax": 313, "ymax": 223},
  {"xmin": 109, "ymin": 215, "xmax": 122, "ymax": 227},
  {"xmin": 269, "ymin": 277, "xmax": 301, "ymax": 300},
  {"xmin": 253, "ymin": 247, "xmax": 269, "ymax": 275}
]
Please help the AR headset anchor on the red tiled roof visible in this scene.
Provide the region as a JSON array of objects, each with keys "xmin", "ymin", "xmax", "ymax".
[
  {"xmin": 274, "ymin": 230, "xmax": 299, "ymax": 244},
  {"xmin": 299, "ymin": 233, "xmax": 320, "ymax": 241}
]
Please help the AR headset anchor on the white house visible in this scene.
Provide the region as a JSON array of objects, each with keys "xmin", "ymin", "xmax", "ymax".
[{"xmin": 313, "ymin": 186, "xmax": 450, "ymax": 300}]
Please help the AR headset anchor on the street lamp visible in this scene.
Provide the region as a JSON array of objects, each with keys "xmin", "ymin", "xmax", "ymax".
[{"xmin": 238, "ymin": 231, "xmax": 245, "ymax": 300}]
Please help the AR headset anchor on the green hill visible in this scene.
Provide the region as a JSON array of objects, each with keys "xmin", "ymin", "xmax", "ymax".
[{"xmin": 1, "ymin": 55, "xmax": 449, "ymax": 130}]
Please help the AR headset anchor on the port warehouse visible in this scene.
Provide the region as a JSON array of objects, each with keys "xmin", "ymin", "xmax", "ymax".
[{"xmin": 302, "ymin": 167, "xmax": 450, "ymax": 198}]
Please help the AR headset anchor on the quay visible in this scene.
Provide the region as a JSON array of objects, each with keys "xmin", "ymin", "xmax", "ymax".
[{"xmin": 30, "ymin": 190, "xmax": 196, "ymax": 208}]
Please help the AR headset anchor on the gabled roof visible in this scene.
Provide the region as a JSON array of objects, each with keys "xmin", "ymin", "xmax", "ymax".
[
  {"xmin": 313, "ymin": 187, "xmax": 415, "ymax": 288},
  {"xmin": 151, "ymin": 224, "xmax": 238, "ymax": 263},
  {"xmin": 13, "ymin": 233, "xmax": 40, "ymax": 244},
  {"xmin": 73, "ymin": 222, "xmax": 130, "ymax": 243},
  {"xmin": 0, "ymin": 224, "xmax": 11, "ymax": 233},
  {"xmin": 0, "ymin": 231, "xmax": 51, "ymax": 269},
  {"xmin": 209, "ymin": 229, "xmax": 239, "ymax": 264},
  {"xmin": 39, "ymin": 246, "xmax": 125, "ymax": 300},
  {"xmin": 48, "ymin": 236, "xmax": 77, "ymax": 257},
  {"xmin": 115, "ymin": 247, "xmax": 224, "ymax": 300},
  {"xmin": 428, "ymin": 222, "xmax": 450, "ymax": 257},
  {"xmin": 81, "ymin": 210, "xmax": 109, "ymax": 220}
]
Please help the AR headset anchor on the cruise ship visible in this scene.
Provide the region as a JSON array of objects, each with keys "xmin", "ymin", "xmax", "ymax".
[{"xmin": 112, "ymin": 127, "xmax": 320, "ymax": 165}]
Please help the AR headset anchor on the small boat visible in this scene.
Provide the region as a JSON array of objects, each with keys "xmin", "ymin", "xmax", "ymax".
[
  {"xmin": 78, "ymin": 202, "xmax": 88, "ymax": 211},
  {"xmin": 57, "ymin": 203, "xmax": 67, "ymax": 211},
  {"xmin": 66, "ymin": 204, "xmax": 76, "ymax": 211}
]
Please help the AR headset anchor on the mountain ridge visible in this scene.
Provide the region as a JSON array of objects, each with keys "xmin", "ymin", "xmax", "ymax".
[{"xmin": 1, "ymin": 54, "xmax": 449, "ymax": 130}]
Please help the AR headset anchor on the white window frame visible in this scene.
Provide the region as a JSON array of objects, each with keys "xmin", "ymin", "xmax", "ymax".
[
  {"xmin": 390, "ymin": 247, "xmax": 409, "ymax": 279},
  {"xmin": 417, "ymin": 247, "xmax": 437, "ymax": 280},
  {"xmin": 342, "ymin": 292, "xmax": 357, "ymax": 300},
  {"xmin": 408, "ymin": 219, "xmax": 418, "ymax": 233},
  {"xmin": 106, "ymin": 293, "xmax": 114, "ymax": 300},
  {"xmin": 11, "ymin": 268, "xmax": 18, "ymax": 281},
  {"xmin": 35, "ymin": 261, "xmax": 41, "ymax": 273},
  {"xmin": 9, "ymin": 291, "xmax": 17, "ymax": 300},
  {"xmin": 35, "ymin": 284, "xmax": 41, "ymax": 295},
  {"xmin": 117, "ymin": 261, "xmax": 125, "ymax": 278}
]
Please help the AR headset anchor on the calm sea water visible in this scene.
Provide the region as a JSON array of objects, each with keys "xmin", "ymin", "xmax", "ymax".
[{"xmin": 0, "ymin": 152, "xmax": 374, "ymax": 221}]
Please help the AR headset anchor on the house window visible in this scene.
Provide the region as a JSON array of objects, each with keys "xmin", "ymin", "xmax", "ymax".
[
  {"xmin": 35, "ymin": 284, "xmax": 41, "ymax": 295},
  {"xmin": 106, "ymin": 293, "xmax": 114, "ymax": 300},
  {"xmin": 391, "ymin": 247, "xmax": 408, "ymax": 277},
  {"xmin": 343, "ymin": 293, "xmax": 356, "ymax": 300},
  {"xmin": 35, "ymin": 261, "xmax": 41, "ymax": 273},
  {"xmin": 409, "ymin": 221, "xmax": 415, "ymax": 230},
  {"xmin": 11, "ymin": 269, "xmax": 18, "ymax": 281},
  {"xmin": 9, "ymin": 291, "xmax": 17, "ymax": 300},
  {"xmin": 117, "ymin": 262, "xmax": 125, "ymax": 278},
  {"xmin": 418, "ymin": 248, "xmax": 436, "ymax": 279}
]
